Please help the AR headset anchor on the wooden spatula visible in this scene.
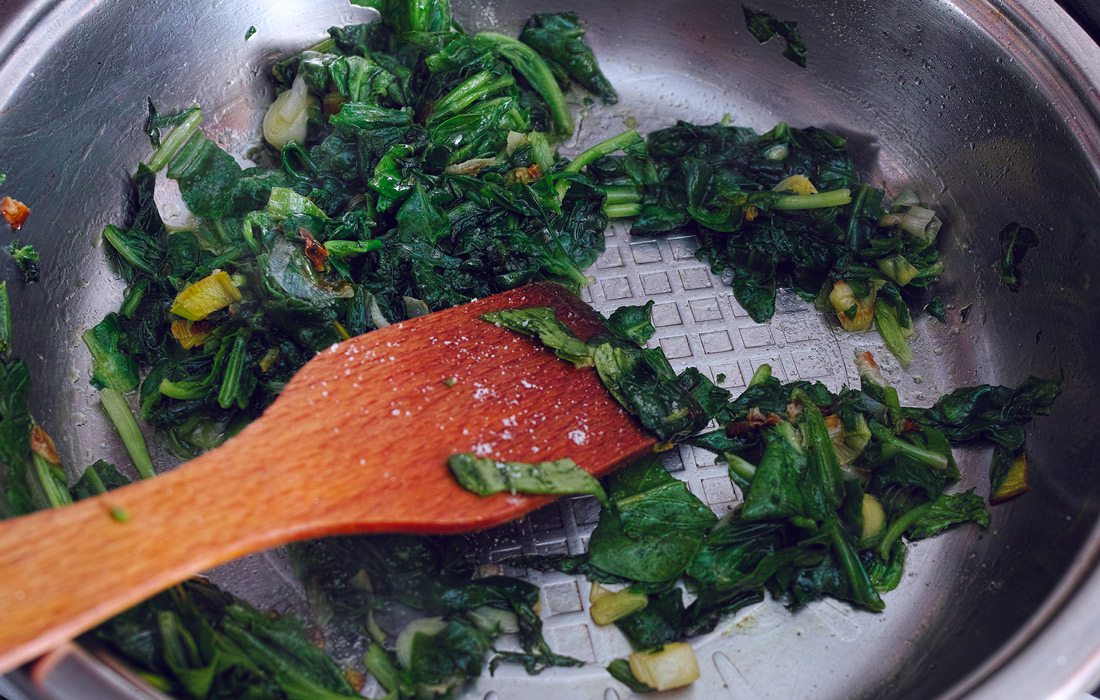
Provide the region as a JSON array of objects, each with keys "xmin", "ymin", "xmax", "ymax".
[{"xmin": 0, "ymin": 282, "xmax": 657, "ymax": 674}]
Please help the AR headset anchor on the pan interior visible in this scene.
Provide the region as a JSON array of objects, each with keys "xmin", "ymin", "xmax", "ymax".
[{"xmin": 0, "ymin": 0, "xmax": 1097, "ymax": 697}]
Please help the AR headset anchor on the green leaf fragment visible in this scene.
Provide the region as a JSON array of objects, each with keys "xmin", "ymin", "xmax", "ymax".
[
  {"xmin": 480, "ymin": 307, "xmax": 594, "ymax": 367},
  {"xmin": 743, "ymin": 6, "xmax": 808, "ymax": 67},
  {"xmin": 7, "ymin": 241, "xmax": 39, "ymax": 283},
  {"xmin": 997, "ymin": 222, "xmax": 1038, "ymax": 292},
  {"xmin": 448, "ymin": 453, "xmax": 607, "ymax": 505}
]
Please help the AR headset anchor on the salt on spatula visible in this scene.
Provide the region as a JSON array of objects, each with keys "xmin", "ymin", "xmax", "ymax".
[{"xmin": 0, "ymin": 282, "xmax": 657, "ymax": 673}]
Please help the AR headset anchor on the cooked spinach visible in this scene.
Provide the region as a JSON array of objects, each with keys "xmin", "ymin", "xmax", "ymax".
[
  {"xmin": 0, "ymin": 0, "xmax": 1051, "ymax": 695},
  {"xmin": 997, "ymin": 221, "xmax": 1038, "ymax": 291},
  {"xmin": 585, "ymin": 120, "xmax": 945, "ymax": 365},
  {"xmin": 742, "ymin": 6, "xmax": 808, "ymax": 68},
  {"xmin": 0, "ymin": 330, "xmax": 360, "ymax": 698},
  {"xmin": 87, "ymin": 0, "xmax": 625, "ymax": 465},
  {"xmin": 925, "ymin": 297, "xmax": 946, "ymax": 323},
  {"xmin": 291, "ymin": 533, "xmax": 581, "ymax": 690},
  {"xmin": 482, "ymin": 306, "xmax": 727, "ymax": 441},
  {"xmin": 495, "ymin": 302, "xmax": 1056, "ymax": 635},
  {"xmin": 519, "ymin": 12, "xmax": 618, "ymax": 104},
  {"xmin": 95, "ymin": 578, "xmax": 362, "ymax": 700},
  {"xmin": 604, "ymin": 300, "xmax": 655, "ymax": 345},
  {"xmin": 7, "ymin": 240, "xmax": 38, "ymax": 283},
  {"xmin": 448, "ymin": 453, "xmax": 607, "ymax": 504}
]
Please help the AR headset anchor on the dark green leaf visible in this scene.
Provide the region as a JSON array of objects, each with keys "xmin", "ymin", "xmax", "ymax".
[
  {"xmin": 906, "ymin": 490, "xmax": 990, "ymax": 540},
  {"xmin": 605, "ymin": 301, "xmax": 655, "ymax": 345},
  {"xmin": 82, "ymin": 313, "xmax": 141, "ymax": 393},
  {"xmin": 607, "ymin": 658, "xmax": 656, "ymax": 692},
  {"xmin": 924, "ymin": 297, "xmax": 946, "ymax": 323},
  {"xmin": 71, "ymin": 460, "xmax": 131, "ymax": 500},
  {"xmin": 7, "ymin": 241, "xmax": 39, "ymax": 283},
  {"xmin": 519, "ymin": 12, "xmax": 618, "ymax": 103},
  {"xmin": 742, "ymin": 6, "xmax": 808, "ymax": 67},
  {"xmin": 480, "ymin": 307, "xmax": 595, "ymax": 367},
  {"xmin": 997, "ymin": 222, "xmax": 1038, "ymax": 292}
]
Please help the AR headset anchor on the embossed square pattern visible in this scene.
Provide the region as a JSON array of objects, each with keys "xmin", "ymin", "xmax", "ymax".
[{"xmin": 468, "ymin": 223, "xmax": 899, "ymax": 696}]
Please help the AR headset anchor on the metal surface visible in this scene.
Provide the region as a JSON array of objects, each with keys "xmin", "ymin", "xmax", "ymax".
[{"xmin": 0, "ymin": 0, "xmax": 1098, "ymax": 698}]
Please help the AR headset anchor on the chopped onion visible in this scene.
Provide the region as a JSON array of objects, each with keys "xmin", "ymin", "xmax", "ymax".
[
  {"xmin": 169, "ymin": 270, "xmax": 241, "ymax": 321},
  {"xmin": 263, "ymin": 74, "xmax": 313, "ymax": 149},
  {"xmin": 828, "ymin": 280, "xmax": 877, "ymax": 332},
  {"xmin": 627, "ymin": 643, "xmax": 700, "ymax": 691},
  {"xmin": 860, "ymin": 494, "xmax": 887, "ymax": 546},
  {"xmin": 395, "ymin": 617, "xmax": 447, "ymax": 669},
  {"xmin": 590, "ymin": 586, "xmax": 648, "ymax": 626},
  {"xmin": 772, "ymin": 174, "xmax": 817, "ymax": 196}
]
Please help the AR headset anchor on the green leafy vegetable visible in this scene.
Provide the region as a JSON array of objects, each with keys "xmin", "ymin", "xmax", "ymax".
[
  {"xmin": 70, "ymin": 460, "xmax": 131, "ymax": 501},
  {"xmin": 997, "ymin": 222, "xmax": 1038, "ymax": 291},
  {"xmin": 742, "ymin": 6, "xmax": 808, "ymax": 67},
  {"xmin": 0, "ymin": 282, "xmax": 11, "ymax": 355},
  {"xmin": 607, "ymin": 658, "xmax": 656, "ymax": 692},
  {"xmin": 605, "ymin": 301, "xmax": 655, "ymax": 345},
  {"xmin": 448, "ymin": 452, "xmax": 607, "ymax": 504},
  {"xmin": 96, "ymin": 579, "xmax": 361, "ymax": 700},
  {"xmin": 519, "ymin": 13, "xmax": 618, "ymax": 103},
  {"xmin": 98, "ymin": 387, "xmax": 156, "ymax": 479},
  {"xmin": 82, "ymin": 314, "xmax": 141, "ymax": 393},
  {"xmin": 903, "ymin": 375, "xmax": 1060, "ymax": 502},
  {"xmin": 480, "ymin": 308, "xmax": 594, "ymax": 367},
  {"xmin": 925, "ymin": 297, "xmax": 946, "ymax": 323},
  {"xmin": 587, "ymin": 458, "xmax": 716, "ymax": 583},
  {"xmin": 44, "ymin": 0, "xmax": 1057, "ymax": 695},
  {"xmin": 906, "ymin": 490, "xmax": 990, "ymax": 540},
  {"xmin": 586, "ymin": 120, "xmax": 944, "ymax": 363},
  {"xmin": 7, "ymin": 240, "xmax": 39, "ymax": 283}
]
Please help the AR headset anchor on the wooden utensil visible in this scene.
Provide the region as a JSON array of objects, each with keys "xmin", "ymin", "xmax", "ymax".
[{"xmin": 0, "ymin": 282, "xmax": 657, "ymax": 674}]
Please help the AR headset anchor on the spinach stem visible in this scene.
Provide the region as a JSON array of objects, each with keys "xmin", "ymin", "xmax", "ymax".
[
  {"xmin": 773, "ymin": 188, "xmax": 852, "ymax": 210},
  {"xmin": 148, "ymin": 108, "xmax": 203, "ymax": 172},
  {"xmin": 602, "ymin": 185, "xmax": 642, "ymax": 205},
  {"xmin": 99, "ymin": 387, "xmax": 156, "ymax": 479},
  {"xmin": 877, "ymin": 502, "xmax": 933, "ymax": 560},
  {"xmin": 605, "ymin": 203, "xmax": 642, "ymax": 218}
]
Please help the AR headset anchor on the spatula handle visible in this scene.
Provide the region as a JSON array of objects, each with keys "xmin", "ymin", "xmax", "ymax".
[{"xmin": 0, "ymin": 443, "xmax": 282, "ymax": 674}]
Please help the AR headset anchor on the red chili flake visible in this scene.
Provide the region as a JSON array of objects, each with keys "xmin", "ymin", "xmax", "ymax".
[
  {"xmin": 299, "ymin": 228, "xmax": 329, "ymax": 272},
  {"xmin": 1, "ymin": 196, "xmax": 30, "ymax": 230}
]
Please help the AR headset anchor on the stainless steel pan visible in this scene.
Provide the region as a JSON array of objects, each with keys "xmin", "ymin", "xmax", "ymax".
[{"xmin": 1, "ymin": 0, "xmax": 1099, "ymax": 697}]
